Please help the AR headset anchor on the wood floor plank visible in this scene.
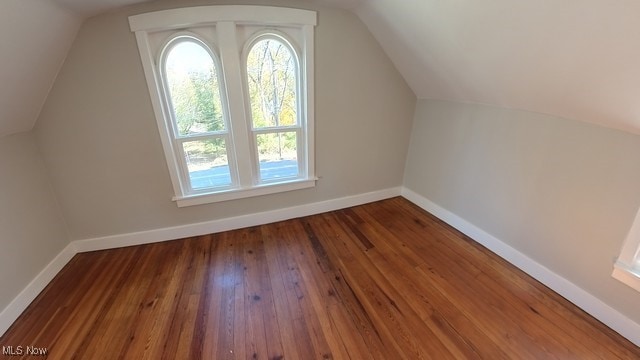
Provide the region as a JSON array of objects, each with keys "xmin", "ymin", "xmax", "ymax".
[
  {"xmin": 201, "ymin": 232, "xmax": 228, "ymax": 359},
  {"xmin": 230, "ymin": 233, "xmax": 247, "ymax": 360},
  {"xmin": 216, "ymin": 231, "xmax": 245, "ymax": 360},
  {"xmin": 266, "ymin": 221, "xmax": 326, "ymax": 358},
  {"xmin": 372, "ymin": 202, "xmax": 585, "ymax": 358},
  {"xmin": 353, "ymin": 214, "xmax": 511, "ymax": 358},
  {"xmin": 9, "ymin": 252, "xmax": 110, "ymax": 354},
  {"xmin": 339, "ymin": 208, "xmax": 488, "ymax": 359},
  {"xmin": 349, "ymin": 204, "xmax": 509, "ymax": 356},
  {"xmin": 267, "ymin": 221, "xmax": 333, "ymax": 359},
  {"xmin": 385, "ymin": 198, "xmax": 640, "ymax": 359},
  {"xmin": 281, "ymin": 219, "xmax": 353, "ymax": 359},
  {"xmin": 248, "ymin": 227, "xmax": 286, "ymax": 360},
  {"xmin": 309, "ymin": 213, "xmax": 453, "ymax": 359},
  {"xmin": 169, "ymin": 238, "xmax": 213, "ymax": 360},
  {"xmin": 1, "ymin": 197, "xmax": 638, "ymax": 359},
  {"xmin": 67, "ymin": 246, "xmax": 150, "ymax": 359},
  {"xmin": 261, "ymin": 225, "xmax": 304, "ymax": 360},
  {"xmin": 300, "ymin": 215, "xmax": 399, "ymax": 360}
]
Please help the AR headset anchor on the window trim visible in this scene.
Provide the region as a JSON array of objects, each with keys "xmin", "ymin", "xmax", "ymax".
[
  {"xmin": 129, "ymin": 6, "xmax": 317, "ymax": 206},
  {"xmin": 612, "ymin": 208, "xmax": 640, "ymax": 292},
  {"xmin": 174, "ymin": 178, "xmax": 316, "ymax": 207}
]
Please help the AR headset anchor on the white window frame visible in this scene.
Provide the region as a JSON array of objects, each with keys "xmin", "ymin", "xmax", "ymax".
[
  {"xmin": 612, "ymin": 208, "xmax": 640, "ymax": 292},
  {"xmin": 129, "ymin": 6, "xmax": 317, "ymax": 207}
]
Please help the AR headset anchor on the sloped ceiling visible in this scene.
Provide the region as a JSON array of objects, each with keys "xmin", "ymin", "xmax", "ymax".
[
  {"xmin": 52, "ymin": 0, "xmax": 152, "ymax": 17},
  {"xmin": 0, "ymin": 0, "xmax": 156, "ymax": 137},
  {"xmin": 0, "ymin": 0, "xmax": 81, "ymax": 137},
  {"xmin": 2, "ymin": 0, "xmax": 640, "ymax": 137},
  {"xmin": 356, "ymin": 0, "xmax": 640, "ymax": 133}
]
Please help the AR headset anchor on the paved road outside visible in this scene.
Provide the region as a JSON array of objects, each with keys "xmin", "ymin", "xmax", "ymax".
[{"xmin": 190, "ymin": 159, "xmax": 298, "ymax": 189}]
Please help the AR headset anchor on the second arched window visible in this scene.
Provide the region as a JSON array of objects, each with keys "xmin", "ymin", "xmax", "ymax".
[{"xmin": 246, "ymin": 34, "xmax": 302, "ymax": 183}]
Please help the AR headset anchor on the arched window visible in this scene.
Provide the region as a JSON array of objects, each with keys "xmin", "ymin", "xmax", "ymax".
[
  {"xmin": 130, "ymin": 6, "xmax": 316, "ymax": 206},
  {"xmin": 160, "ymin": 36, "xmax": 235, "ymax": 193},
  {"xmin": 613, "ymin": 209, "xmax": 640, "ymax": 292},
  {"xmin": 245, "ymin": 34, "xmax": 303, "ymax": 183}
]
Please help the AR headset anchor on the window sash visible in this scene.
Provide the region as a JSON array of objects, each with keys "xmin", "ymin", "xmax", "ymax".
[
  {"xmin": 175, "ymin": 134, "xmax": 237, "ymax": 193},
  {"xmin": 251, "ymin": 128, "xmax": 303, "ymax": 184},
  {"xmin": 252, "ymin": 126, "xmax": 301, "ymax": 134},
  {"xmin": 174, "ymin": 131, "xmax": 228, "ymax": 140}
]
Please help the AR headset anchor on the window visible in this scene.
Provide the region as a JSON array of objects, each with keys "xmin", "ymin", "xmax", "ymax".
[
  {"xmin": 245, "ymin": 34, "xmax": 302, "ymax": 184},
  {"xmin": 162, "ymin": 37, "xmax": 233, "ymax": 192},
  {"xmin": 129, "ymin": 6, "xmax": 316, "ymax": 206},
  {"xmin": 612, "ymin": 208, "xmax": 640, "ymax": 292}
]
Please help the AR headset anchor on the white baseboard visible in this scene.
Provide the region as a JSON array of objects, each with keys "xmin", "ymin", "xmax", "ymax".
[
  {"xmin": 73, "ymin": 187, "xmax": 402, "ymax": 253},
  {"xmin": 401, "ymin": 187, "xmax": 640, "ymax": 347},
  {"xmin": 0, "ymin": 187, "xmax": 401, "ymax": 337},
  {"xmin": 10, "ymin": 186, "xmax": 636, "ymax": 347},
  {"xmin": 0, "ymin": 243, "xmax": 77, "ymax": 337}
]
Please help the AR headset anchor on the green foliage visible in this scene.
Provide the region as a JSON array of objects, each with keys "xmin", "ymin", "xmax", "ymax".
[
  {"xmin": 165, "ymin": 41, "xmax": 228, "ymax": 162},
  {"xmin": 165, "ymin": 41, "xmax": 225, "ymax": 137},
  {"xmin": 183, "ymin": 138, "xmax": 227, "ymax": 169},
  {"xmin": 168, "ymin": 68, "xmax": 224, "ymax": 136},
  {"xmin": 246, "ymin": 39, "xmax": 297, "ymax": 129},
  {"xmin": 165, "ymin": 38, "xmax": 301, "ymax": 168},
  {"xmin": 257, "ymin": 132, "xmax": 297, "ymax": 161}
]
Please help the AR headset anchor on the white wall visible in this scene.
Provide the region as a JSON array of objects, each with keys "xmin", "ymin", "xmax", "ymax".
[
  {"xmin": 0, "ymin": 0, "xmax": 80, "ymax": 137},
  {"xmin": 404, "ymin": 99, "xmax": 640, "ymax": 324},
  {"xmin": 0, "ymin": 132, "xmax": 68, "ymax": 311},
  {"xmin": 34, "ymin": 0, "xmax": 416, "ymax": 241},
  {"xmin": 355, "ymin": 0, "xmax": 640, "ymax": 135}
]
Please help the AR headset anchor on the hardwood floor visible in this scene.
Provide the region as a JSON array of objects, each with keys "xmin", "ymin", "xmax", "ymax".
[{"xmin": 2, "ymin": 197, "xmax": 639, "ymax": 359}]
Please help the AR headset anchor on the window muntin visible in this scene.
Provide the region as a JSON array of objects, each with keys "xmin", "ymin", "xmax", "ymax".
[
  {"xmin": 160, "ymin": 36, "xmax": 235, "ymax": 193},
  {"xmin": 245, "ymin": 34, "xmax": 303, "ymax": 183}
]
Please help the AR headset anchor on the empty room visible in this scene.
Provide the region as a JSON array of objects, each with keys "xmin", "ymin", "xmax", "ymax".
[{"xmin": 1, "ymin": 0, "xmax": 640, "ymax": 358}]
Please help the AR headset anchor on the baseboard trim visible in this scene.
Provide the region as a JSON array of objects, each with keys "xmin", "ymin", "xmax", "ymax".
[
  {"xmin": 73, "ymin": 187, "xmax": 402, "ymax": 253},
  {"xmin": 0, "ymin": 243, "xmax": 77, "ymax": 337},
  {"xmin": 401, "ymin": 187, "xmax": 640, "ymax": 347},
  {"xmin": 0, "ymin": 187, "xmax": 401, "ymax": 337},
  {"xmin": 10, "ymin": 186, "xmax": 636, "ymax": 346}
]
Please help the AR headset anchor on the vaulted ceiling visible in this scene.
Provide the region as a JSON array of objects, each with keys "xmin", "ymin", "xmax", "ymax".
[
  {"xmin": 2, "ymin": 0, "xmax": 640, "ymax": 137},
  {"xmin": 0, "ymin": 0, "xmax": 80, "ymax": 137},
  {"xmin": 356, "ymin": 0, "xmax": 640, "ymax": 134}
]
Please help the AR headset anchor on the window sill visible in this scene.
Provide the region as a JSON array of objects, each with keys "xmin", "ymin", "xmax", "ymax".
[
  {"xmin": 173, "ymin": 178, "xmax": 317, "ymax": 207},
  {"xmin": 612, "ymin": 261, "xmax": 640, "ymax": 293}
]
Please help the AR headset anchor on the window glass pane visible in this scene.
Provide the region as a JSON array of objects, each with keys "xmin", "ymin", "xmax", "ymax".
[
  {"xmin": 165, "ymin": 41, "xmax": 225, "ymax": 136},
  {"xmin": 247, "ymin": 38, "xmax": 297, "ymax": 129},
  {"xmin": 182, "ymin": 138, "xmax": 231, "ymax": 189},
  {"xmin": 256, "ymin": 132, "xmax": 298, "ymax": 181}
]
